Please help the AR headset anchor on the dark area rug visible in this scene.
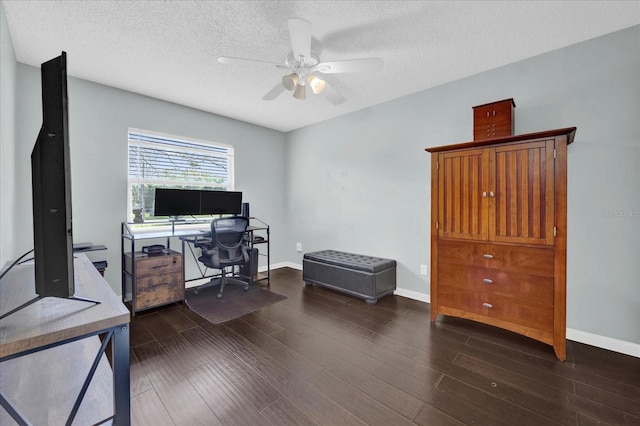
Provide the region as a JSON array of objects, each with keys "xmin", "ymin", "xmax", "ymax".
[{"xmin": 185, "ymin": 283, "xmax": 287, "ymax": 324}]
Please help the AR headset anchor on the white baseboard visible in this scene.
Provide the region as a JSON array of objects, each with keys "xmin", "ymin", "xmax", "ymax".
[
  {"xmin": 566, "ymin": 328, "xmax": 640, "ymax": 358},
  {"xmin": 393, "ymin": 288, "xmax": 430, "ymax": 303},
  {"xmin": 270, "ymin": 262, "xmax": 302, "ymax": 271}
]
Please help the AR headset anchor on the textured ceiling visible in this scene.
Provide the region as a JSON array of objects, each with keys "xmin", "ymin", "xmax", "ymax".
[{"xmin": 3, "ymin": 1, "xmax": 639, "ymax": 132}]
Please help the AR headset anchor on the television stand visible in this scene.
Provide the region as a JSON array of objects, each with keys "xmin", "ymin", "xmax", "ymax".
[
  {"xmin": 0, "ymin": 254, "xmax": 130, "ymax": 425},
  {"xmin": 0, "ymin": 294, "xmax": 101, "ymax": 321}
]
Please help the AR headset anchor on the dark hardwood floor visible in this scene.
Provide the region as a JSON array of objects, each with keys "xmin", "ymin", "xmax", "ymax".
[{"xmin": 128, "ymin": 267, "xmax": 640, "ymax": 425}]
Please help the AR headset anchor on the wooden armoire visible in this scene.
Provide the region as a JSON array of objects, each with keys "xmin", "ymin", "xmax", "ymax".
[{"xmin": 426, "ymin": 126, "xmax": 576, "ymax": 360}]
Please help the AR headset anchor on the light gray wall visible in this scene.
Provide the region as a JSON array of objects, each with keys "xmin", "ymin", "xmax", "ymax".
[
  {"xmin": 285, "ymin": 25, "xmax": 640, "ymax": 345},
  {"xmin": 0, "ymin": 2, "xmax": 17, "ymax": 265},
  {"xmin": 14, "ymin": 65, "xmax": 287, "ymax": 294}
]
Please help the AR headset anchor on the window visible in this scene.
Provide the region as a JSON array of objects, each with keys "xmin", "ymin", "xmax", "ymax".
[{"xmin": 127, "ymin": 128, "xmax": 234, "ymax": 220}]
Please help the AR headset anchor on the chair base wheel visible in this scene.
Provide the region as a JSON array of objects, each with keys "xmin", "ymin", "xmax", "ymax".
[{"xmin": 216, "ymin": 293, "xmax": 223, "ymax": 299}]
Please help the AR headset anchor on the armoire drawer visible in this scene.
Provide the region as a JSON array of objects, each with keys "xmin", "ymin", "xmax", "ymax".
[
  {"xmin": 438, "ymin": 239, "xmax": 554, "ymax": 276},
  {"xmin": 437, "ymin": 285, "xmax": 554, "ymax": 332},
  {"xmin": 437, "ymin": 263, "xmax": 554, "ymax": 306}
]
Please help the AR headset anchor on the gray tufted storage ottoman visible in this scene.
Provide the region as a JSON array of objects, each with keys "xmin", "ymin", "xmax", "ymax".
[{"xmin": 302, "ymin": 250, "xmax": 396, "ymax": 304}]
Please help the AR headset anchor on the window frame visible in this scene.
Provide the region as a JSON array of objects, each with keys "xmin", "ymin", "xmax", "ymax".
[{"xmin": 127, "ymin": 128, "xmax": 235, "ymax": 222}]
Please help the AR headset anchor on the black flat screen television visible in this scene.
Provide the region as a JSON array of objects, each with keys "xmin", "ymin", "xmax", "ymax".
[
  {"xmin": 31, "ymin": 51, "xmax": 75, "ymax": 298},
  {"xmin": 153, "ymin": 188, "xmax": 242, "ymax": 217}
]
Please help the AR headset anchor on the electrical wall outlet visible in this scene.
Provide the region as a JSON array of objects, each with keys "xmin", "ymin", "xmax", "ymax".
[
  {"xmin": 296, "ymin": 242, "xmax": 302, "ymax": 252},
  {"xmin": 420, "ymin": 264, "xmax": 428, "ymax": 275}
]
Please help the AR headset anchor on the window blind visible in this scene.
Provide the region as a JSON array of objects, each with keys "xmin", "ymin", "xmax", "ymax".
[{"xmin": 128, "ymin": 130, "xmax": 234, "ymax": 187}]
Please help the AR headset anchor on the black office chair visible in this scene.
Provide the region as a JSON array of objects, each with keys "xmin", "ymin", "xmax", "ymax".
[{"xmin": 195, "ymin": 216, "xmax": 250, "ymax": 299}]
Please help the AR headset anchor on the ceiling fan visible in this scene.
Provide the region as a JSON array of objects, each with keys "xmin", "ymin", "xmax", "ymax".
[{"xmin": 217, "ymin": 18, "xmax": 384, "ymax": 105}]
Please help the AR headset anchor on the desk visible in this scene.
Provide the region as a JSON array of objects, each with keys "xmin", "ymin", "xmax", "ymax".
[
  {"xmin": 73, "ymin": 242, "xmax": 108, "ymax": 275},
  {"xmin": 121, "ymin": 218, "xmax": 270, "ymax": 315},
  {"xmin": 0, "ymin": 253, "xmax": 131, "ymax": 425}
]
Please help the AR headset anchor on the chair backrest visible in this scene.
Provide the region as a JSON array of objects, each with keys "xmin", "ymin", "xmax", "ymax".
[{"xmin": 211, "ymin": 216, "xmax": 249, "ymax": 252}]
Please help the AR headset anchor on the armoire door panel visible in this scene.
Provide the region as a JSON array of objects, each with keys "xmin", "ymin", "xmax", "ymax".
[
  {"xmin": 438, "ymin": 149, "xmax": 488, "ymax": 240},
  {"xmin": 490, "ymin": 140, "xmax": 555, "ymax": 245}
]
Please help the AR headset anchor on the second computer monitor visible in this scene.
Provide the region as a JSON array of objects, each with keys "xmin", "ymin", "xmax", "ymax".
[{"xmin": 200, "ymin": 190, "xmax": 242, "ymax": 215}]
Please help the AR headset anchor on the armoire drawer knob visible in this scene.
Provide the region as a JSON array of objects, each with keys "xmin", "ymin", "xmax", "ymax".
[
  {"xmin": 482, "ymin": 303, "xmax": 493, "ymax": 309},
  {"xmin": 482, "ymin": 278, "xmax": 493, "ymax": 284},
  {"xmin": 483, "ymin": 254, "xmax": 494, "ymax": 259}
]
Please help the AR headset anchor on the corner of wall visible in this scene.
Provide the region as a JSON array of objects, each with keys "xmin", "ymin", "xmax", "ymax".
[{"xmin": 0, "ymin": 1, "xmax": 19, "ymax": 264}]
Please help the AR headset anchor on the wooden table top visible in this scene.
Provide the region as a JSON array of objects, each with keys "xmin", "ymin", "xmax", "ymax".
[{"xmin": 0, "ymin": 253, "xmax": 130, "ymax": 359}]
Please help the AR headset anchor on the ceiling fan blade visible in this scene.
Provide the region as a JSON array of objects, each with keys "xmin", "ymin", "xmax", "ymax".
[
  {"xmin": 322, "ymin": 82, "xmax": 346, "ymax": 105},
  {"xmin": 288, "ymin": 18, "xmax": 312, "ymax": 61},
  {"xmin": 218, "ymin": 56, "xmax": 281, "ymax": 67},
  {"xmin": 315, "ymin": 58, "xmax": 384, "ymax": 74},
  {"xmin": 262, "ymin": 83, "xmax": 286, "ymax": 101}
]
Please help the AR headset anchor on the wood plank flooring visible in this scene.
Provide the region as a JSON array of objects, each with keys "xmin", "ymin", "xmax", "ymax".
[{"xmin": 129, "ymin": 267, "xmax": 640, "ymax": 425}]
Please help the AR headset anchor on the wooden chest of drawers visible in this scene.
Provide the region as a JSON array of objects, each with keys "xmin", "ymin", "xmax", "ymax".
[
  {"xmin": 124, "ymin": 250, "xmax": 184, "ymax": 313},
  {"xmin": 437, "ymin": 240, "xmax": 555, "ymax": 341}
]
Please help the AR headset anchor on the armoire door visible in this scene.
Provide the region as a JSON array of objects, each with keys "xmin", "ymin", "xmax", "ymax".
[
  {"xmin": 438, "ymin": 148, "xmax": 489, "ymax": 240},
  {"xmin": 489, "ymin": 139, "xmax": 555, "ymax": 245}
]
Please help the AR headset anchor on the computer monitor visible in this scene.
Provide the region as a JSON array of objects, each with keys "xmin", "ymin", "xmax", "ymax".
[
  {"xmin": 153, "ymin": 188, "xmax": 201, "ymax": 217},
  {"xmin": 200, "ymin": 190, "xmax": 242, "ymax": 215},
  {"xmin": 153, "ymin": 188, "xmax": 243, "ymax": 217}
]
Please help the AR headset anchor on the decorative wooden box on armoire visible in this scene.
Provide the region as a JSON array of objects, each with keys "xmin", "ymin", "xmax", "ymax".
[
  {"xmin": 473, "ymin": 98, "xmax": 516, "ymax": 140},
  {"xmin": 426, "ymin": 99, "xmax": 575, "ymax": 360}
]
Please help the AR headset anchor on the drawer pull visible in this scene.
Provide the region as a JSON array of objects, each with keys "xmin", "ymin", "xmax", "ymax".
[
  {"xmin": 152, "ymin": 264, "xmax": 169, "ymax": 269},
  {"xmin": 482, "ymin": 278, "xmax": 493, "ymax": 284},
  {"xmin": 482, "ymin": 303, "xmax": 493, "ymax": 309},
  {"xmin": 482, "ymin": 254, "xmax": 494, "ymax": 259}
]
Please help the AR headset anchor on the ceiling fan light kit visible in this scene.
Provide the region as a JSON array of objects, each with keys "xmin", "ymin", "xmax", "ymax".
[
  {"xmin": 218, "ymin": 18, "xmax": 384, "ymax": 105},
  {"xmin": 308, "ymin": 74, "xmax": 326, "ymax": 94},
  {"xmin": 282, "ymin": 72, "xmax": 299, "ymax": 91},
  {"xmin": 293, "ymin": 82, "xmax": 306, "ymax": 100}
]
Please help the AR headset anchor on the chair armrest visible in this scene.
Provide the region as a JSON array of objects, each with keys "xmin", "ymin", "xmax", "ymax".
[
  {"xmin": 194, "ymin": 237, "xmax": 213, "ymax": 249},
  {"xmin": 242, "ymin": 245, "xmax": 250, "ymax": 264},
  {"xmin": 201, "ymin": 247, "xmax": 218, "ymax": 257}
]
